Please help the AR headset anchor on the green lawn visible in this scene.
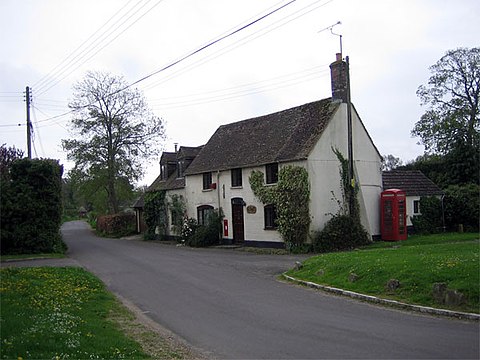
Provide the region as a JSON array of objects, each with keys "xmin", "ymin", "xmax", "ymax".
[
  {"xmin": 0, "ymin": 267, "xmax": 151, "ymax": 359},
  {"xmin": 286, "ymin": 232, "xmax": 479, "ymax": 314}
]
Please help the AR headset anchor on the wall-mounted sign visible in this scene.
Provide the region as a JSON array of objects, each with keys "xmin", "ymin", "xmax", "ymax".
[{"xmin": 246, "ymin": 205, "xmax": 257, "ymax": 214}]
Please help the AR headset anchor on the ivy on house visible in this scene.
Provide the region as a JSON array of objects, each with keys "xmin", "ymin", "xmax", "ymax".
[
  {"xmin": 168, "ymin": 194, "xmax": 186, "ymax": 235},
  {"xmin": 331, "ymin": 147, "xmax": 360, "ymax": 218},
  {"xmin": 143, "ymin": 190, "xmax": 167, "ymax": 240},
  {"xmin": 249, "ymin": 165, "xmax": 311, "ymax": 250},
  {"xmin": 313, "ymin": 148, "xmax": 370, "ymax": 253}
]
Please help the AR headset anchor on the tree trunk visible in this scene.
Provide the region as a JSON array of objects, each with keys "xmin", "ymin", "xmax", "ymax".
[
  {"xmin": 107, "ymin": 175, "xmax": 118, "ymax": 214},
  {"xmin": 106, "ymin": 118, "xmax": 119, "ymax": 214}
]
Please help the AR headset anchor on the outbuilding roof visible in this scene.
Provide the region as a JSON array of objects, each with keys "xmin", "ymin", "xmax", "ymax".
[
  {"xmin": 184, "ymin": 98, "xmax": 340, "ymax": 175},
  {"xmin": 382, "ymin": 170, "xmax": 444, "ymax": 196}
]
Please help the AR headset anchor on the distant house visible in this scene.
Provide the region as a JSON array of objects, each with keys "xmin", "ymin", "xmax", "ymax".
[
  {"xmin": 133, "ymin": 146, "xmax": 203, "ymax": 235},
  {"xmin": 136, "ymin": 54, "xmax": 383, "ymax": 247},
  {"xmin": 382, "ymin": 170, "xmax": 444, "ymax": 227}
]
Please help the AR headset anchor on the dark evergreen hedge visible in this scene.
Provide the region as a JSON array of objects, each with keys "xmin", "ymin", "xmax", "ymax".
[
  {"xmin": 1, "ymin": 158, "xmax": 65, "ymax": 254},
  {"xmin": 444, "ymin": 184, "xmax": 479, "ymax": 232},
  {"xmin": 313, "ymin": 214, "xmax": 371, "ymax": 253}
]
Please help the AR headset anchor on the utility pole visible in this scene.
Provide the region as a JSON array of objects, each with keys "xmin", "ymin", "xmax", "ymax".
[
  {"xmin": 345, "ymin": 56, "xmax": 355, "ymax": 217},
  {"xmin": 25, "ymin": 86, "xmax": 32, "ymax": 159}
]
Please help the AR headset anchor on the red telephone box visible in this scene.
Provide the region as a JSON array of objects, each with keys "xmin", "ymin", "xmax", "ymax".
[{"xmin": 381, "ymin": 189, "xmax": 407, "ymax": 241}]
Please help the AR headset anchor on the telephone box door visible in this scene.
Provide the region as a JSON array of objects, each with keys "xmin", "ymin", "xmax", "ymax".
[{"xmin": 381, "ymin": 189, "xmax": 407, "ymax": 241}]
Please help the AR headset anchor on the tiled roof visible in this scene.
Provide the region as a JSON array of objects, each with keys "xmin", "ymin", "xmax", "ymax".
[
  {"xmin": 178, "ymin": 146, "xmax": 204, "ymax": 159},
  {"xmin": 185, "ymin": 98, "xmax": 339, "ymax": 175},
  {"xmin": 146, "ymin": 145, "xmax": 204, "ymax": 193},
  {"xmin": 382, "ymin": 170, "xmax": 444, "ymax": 196},
  {"xmin": 160, "ymin": 151, "xmax": 176, "ymax": 163}
]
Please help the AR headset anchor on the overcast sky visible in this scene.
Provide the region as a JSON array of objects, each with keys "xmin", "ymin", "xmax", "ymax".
[{"xmin": 1, "ymin": 0, "xmax": 478, "ymax": 186}]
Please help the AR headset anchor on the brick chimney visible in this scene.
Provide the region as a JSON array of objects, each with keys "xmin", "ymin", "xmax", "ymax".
[{"xmin": 329, "ymin": 53, "xmax": 347, "ymax": 102}]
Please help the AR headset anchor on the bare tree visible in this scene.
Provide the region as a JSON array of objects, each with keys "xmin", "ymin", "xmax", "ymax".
[{"xmin": 62, "ymin": 71, "xmax": 165, "ymax": 213}]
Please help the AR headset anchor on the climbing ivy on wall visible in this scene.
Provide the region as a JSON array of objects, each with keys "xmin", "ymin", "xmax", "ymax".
[
  {"xmin": 331, "ymin": 147, "xmax": 360, "ymax": 219},
  {"xmin": 168, "ymin": 194, "xmax": 186, "ymax": 234},
  {"xmin": 249, "ymin": 165, "xmax": 310, "ymax": 250},
  {"xmin": 143, "ymin": 190, "xmax": 167, "ymax": 240}
]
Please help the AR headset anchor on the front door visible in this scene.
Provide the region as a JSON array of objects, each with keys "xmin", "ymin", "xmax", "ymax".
[{"xmin": 231, "ymin": 198, "xmax": 245, "ymax": 244}]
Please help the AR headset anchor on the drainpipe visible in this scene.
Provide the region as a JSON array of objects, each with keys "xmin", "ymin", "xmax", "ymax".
[
  {"xmin": 346, "ymin": 55, "xmax": 355, "ymax": 218},
  {"xmin": 216, "ymin": 170, "xmax": 222, "ymax": 243}
]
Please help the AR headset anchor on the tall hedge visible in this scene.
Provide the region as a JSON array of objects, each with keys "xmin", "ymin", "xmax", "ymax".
[
  {"xmin": 0, "ymin": 158, "xmax": 65, "ymax": 254},
  {"xmin": 444, "ymin": 184, "xmax": 479, "ymax": 232}
]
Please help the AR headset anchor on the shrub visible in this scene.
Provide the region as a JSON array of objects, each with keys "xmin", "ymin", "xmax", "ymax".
[
  {"xmin": 183, "ymin": 210, "xmax": 223, "ymax": 248},
  {"xmin": 87, "ymin": 211, "xmax": 98, "ymax": 229},
  {"xmin": 96, "ymin": 213, "xmax": 136, "ymax": 238},
  {"xmin": 181, "ymin": 217, "xmax": 198, "ymax": 244},
  {"xmin": 411, "ymin": 196, "xmax": 443, "ymax": 234},
  {"xmin": 313, "ymin": 214, "xmax": 370, "ymax": 253}
]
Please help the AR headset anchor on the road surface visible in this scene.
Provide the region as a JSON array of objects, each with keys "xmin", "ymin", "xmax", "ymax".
[{"xmin": 61, "ymin": 221, "xmax": 479, "ymax": 359}]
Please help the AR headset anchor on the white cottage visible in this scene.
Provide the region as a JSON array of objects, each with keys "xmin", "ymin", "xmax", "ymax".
[
  {"xmin": 382, "ymin": 170, "xmax": 444, "ymax": 229},
  {"xmin": 178, "ymin": 54, "xmax": 383, "ymax": 247}
]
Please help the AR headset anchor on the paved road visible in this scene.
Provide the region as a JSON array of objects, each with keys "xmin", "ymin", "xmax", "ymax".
[{"xmin": 61, "ymin": 221, "xmax": 478, "ymax": 359}]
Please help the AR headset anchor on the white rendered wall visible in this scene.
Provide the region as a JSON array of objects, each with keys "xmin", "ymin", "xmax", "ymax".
[{"xmin": 307, "ymin": 103, "xmax": 382, "ymax": 237}]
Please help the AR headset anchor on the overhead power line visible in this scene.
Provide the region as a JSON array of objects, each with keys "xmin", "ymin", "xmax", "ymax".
[
  {"xmin": 140, "ymin": 0, "xmax": 333, "ymax": 91},
  {"xmin": 34, "ymin": 0, "xmax": 165, "ymax": 96},
  {"xmin": 32, "ymin": 0, "xmax": 138, "ymax": 91},
  {"xmin": 150, "ymin": 67, "xmax": 330, "ymax": 110},
  {"xmin": 115, "ymin": 0, "xmax": 298, "ymax": 95}
]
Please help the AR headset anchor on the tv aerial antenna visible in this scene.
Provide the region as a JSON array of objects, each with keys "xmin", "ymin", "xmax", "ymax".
[{"xmin": 318, "ymin": 21, "xmax": 343, "ymax": 56}]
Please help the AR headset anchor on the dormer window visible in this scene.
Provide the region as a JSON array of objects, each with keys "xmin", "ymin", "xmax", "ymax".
[
  {"xmin": 160, "ymin": 164, "xmax": 167, "ymax": 181},
  {"xmin": 266, "ymin": 163, "xmax": 278, "ymax": 184},
  {"xmin": 177, "ymin": 161, "xmax": 184, "ymax": 178}
]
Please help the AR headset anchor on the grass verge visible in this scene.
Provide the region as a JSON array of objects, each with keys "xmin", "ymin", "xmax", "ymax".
[
  {"xmin": 286, "ymin": 232, "xmax": 479, "ymax": 314},
  {"xmin": 0, "ymin": 267, "xmax": 187, "ymax": 359},
  {"xmin": 1, "ymin": 253, "xmax": 65, "ymax": 261}
]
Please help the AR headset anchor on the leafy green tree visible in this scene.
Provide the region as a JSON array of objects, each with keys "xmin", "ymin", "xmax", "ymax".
[
  {"xmin": 0, "ymin": 144, "xmax": 24, "ymax": 180},
  {"xmin": 62, "ymin": 71, "xmax": 165, "ymax": 214},
  {"xmin": 381, "ymin": 154, "xmax": 403, "ymax": 171},
  {"xmin": 412, "ymin": 47, "xmax": 479, "ymax": 155}
]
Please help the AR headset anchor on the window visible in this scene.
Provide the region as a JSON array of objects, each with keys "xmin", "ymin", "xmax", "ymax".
[
  {"xmin": 202, "ymin": 172, "xmax": 212, "ymax": 190},
  {"xmin": 413, "ymin": 200, "xmax": 420, "ymax": 214},
  {"xmin": 266, "ymin": 163, "xmax": 278, "ymax": 184},
  {"xmin": 231, "ymin": 168, "xmax": 242, "ymax": 187},
  {"xmin": 160, "ymin": 164, "xmax": 167, "ymax": 181},
  {"xmin": 177, "ymin": 161, "xmax": 184, "ymax": 178},
  {"xmin": 264, "ymin": 204, "xmax": 277, "ymax": 230},
  {"xmin": 197, "ymin": 205, "xmax": 214, "ymax": 226}
]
